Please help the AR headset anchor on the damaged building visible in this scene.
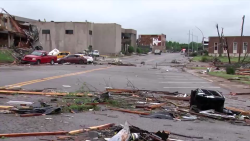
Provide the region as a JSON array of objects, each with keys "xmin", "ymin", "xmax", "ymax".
[
  {"xmin": 1, "ymin": 8, "xmax": 137, "ymax": 55},
  {"xmin": 0, "ymin": 12, "xmax": 37, "ymax": 48},
  {"xmin": 32, "ymin": 21, "xmax": 137, "ymax": 55},
  {"xmin": 137, "ymin": 34, "xmax": 166, "ymax": 52}
]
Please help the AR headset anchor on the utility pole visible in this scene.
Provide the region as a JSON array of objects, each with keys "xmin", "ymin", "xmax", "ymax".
[
  {"xmin": 188, "ymin": 30, "xmax": 190, "ymax": 56},
  {"xmin": 238, "ymin": 15, "xmax": 245, "ymax": 62},
  {"xmin": 192, "ymin": 32, "xmax": 194, "ymax": 52},
  {"xmin": 195, "ymin": 26, "xmax": 204, "ymax": 50}
]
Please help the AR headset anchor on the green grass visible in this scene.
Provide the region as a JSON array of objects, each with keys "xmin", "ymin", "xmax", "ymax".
[
  {"xmin": 209, "ymin": 71, "xmax": 250, "ymax": 85},
  {"xmin": 192, "ymin": 56, "xmax": 249, "ymax": 63},
  {"xmin": 0, "ymin": 50, "xmax": 14, "ymax": 63}
]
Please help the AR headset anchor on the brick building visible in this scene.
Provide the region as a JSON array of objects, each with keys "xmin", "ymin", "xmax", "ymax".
[
  {"xmin": 208, "ymin": 36, "xmax": 250, "ymax": 57},
  {"xmin": 137, "ymin": 34, "xmax": 166, "ymax": 52}
]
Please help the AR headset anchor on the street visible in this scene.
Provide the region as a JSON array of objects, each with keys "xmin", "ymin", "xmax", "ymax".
[
  {"xmin": 0, "ymin": 53, "xmax": 226, "ymax": 94},
  {"xmin": 0, "ymin": 53, "xmax": 249, "ymax": 141}
]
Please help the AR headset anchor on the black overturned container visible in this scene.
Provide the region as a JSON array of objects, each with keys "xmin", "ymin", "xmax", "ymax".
[{"xmin": 190, "ymin": 88, "xmax": 225, "ymax": 112}]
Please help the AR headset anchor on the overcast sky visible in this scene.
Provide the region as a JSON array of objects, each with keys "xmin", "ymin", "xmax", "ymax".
[{"xmin": 1, "ymin": 0, "xmax": 249, "ymax": 43}]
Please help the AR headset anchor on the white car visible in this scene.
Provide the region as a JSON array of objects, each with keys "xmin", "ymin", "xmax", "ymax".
[
  {"xmin": 84, "ymin": 56, "xmax": 93, "ymax": 63},
  {"xmin": 75, "ymin": 54, "xmax": 93, "ymax": 63},
  {"xmin": 89, "ymin": 50, "xmax": 100, "ymax": 57}
]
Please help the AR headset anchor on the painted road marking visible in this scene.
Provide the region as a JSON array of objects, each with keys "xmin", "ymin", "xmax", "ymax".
[
  {"xmin": 159, "ymin": 82, "xmax": 211, "ymax": 83},
  {"xmin": 163, "ymin": 86, "xmax": 220, "ymax": 89},
  {"xmin": 1, "ymin": 67, "xmax": 111, "ymax": 89}
]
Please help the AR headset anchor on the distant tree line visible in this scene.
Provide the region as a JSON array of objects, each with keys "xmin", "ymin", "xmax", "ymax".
[{"xmin": 165, "ymin": 41, "xmax": 202, "ymax": 52}]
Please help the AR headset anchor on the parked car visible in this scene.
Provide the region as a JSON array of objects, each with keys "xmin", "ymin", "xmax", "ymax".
[
  {"xmin": 22, "ymin": 51, "xmax": 57, "ymax": 65},
  {"xmin": 154, "ymin": 49, "xmax": 162, "ymax": 55},
  {"xmin": 89, "ymin": 50, "xmax": 100, "ymax": 57},
  {"xmin": 56, "ymin": 52, "xmax": 70, "ymax": 61},
  {"xmin": 75, "ymin": 54, "xmax": 93, "ymax": 63},
  {"xmin": 58, "ymin": 54, "xmax": 87, "ymax": 64}
]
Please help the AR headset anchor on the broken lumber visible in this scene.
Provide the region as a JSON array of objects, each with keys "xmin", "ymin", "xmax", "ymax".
[
  {"xmin": 20, "ymin": 113, "xmax": 45, "ymax": 117},
  {"xmin": 231, "ymin": 92, "xmax": 250, "ymax": 95},
  {"xmin": 106, "ymin": 88, "xmax": 178, "ymax": 95},
  {"xmin": 69, "ymin": 123, "xmax": 115, "ymax": 135},
  {"xmin": 0, "ymin": 105, "xmax": 14, "ymax": 110},
  {"xmin": 161, "ymin": 96, "xmax": 190, "ymax": 101},
  {"xmin": 109, "ymin": 107, "xmax": 150, "ymax": 115},
  {"xmin": 164, "ymin": 131, "xmax": 203, "ymax": 139},
  {"xmin": 0, "ymin": 90, "xmax": 93, "ymax": 97},
  {"xmin": 106, "ymin": 88, "xmax": 137, "ymax": 93},
  {"xmin": 225, "ymin": 107, "xmax": 250, "ymax": 116},
  {"xmin": 148, "ymin": 103, "xmax": 166, "ymax": 109},
  {"xmin": 0, "ymin": 131, "xmax": 67, "ymax": 137}
]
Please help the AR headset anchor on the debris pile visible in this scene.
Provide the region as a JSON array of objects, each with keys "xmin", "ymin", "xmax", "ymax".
[
  {"xmin": 1, "ymin": 87, "xmax": 250, "ymax": 139},
  {"xmin": 0, "ymin": 8, "xmax": 42, "ymax": 63}
]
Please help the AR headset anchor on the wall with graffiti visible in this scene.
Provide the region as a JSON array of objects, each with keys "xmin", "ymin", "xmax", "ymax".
[{"xmin": 138, "ymin": 34, "xmax": 166, "ymax": 47}]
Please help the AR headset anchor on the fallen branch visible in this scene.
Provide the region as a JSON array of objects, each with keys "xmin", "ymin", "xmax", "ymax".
[{"xmin": 109, "ymin": 107, "xmax": 150, "ymax": 115}]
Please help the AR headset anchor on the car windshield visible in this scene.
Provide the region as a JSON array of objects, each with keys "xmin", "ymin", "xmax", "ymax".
[{"xmin": 31, "ymin": 51, "xmax": 43, "ymax": 56}]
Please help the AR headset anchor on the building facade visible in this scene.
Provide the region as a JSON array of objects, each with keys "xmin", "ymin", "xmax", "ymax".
[
  {"xmin": 93, "ymin": 23, "xmax": 121, "ymax": 55},
  {"xmin": 208, "ymin": 36, "xmax": 250, "ymax": 57},
  {"xmin": 137, "ymin": 34, "xmax": 166, "ymax": 52},
  {"xmin": 32, "ymin": 22, "xmax": 94, "ymax": 54},
  {"xmin": 121, "ymin": 29, "xmax": 137, "ymax": 53},
  {"xmin": 33, "ymin": 22, "xmax": 137, "ymax": 55}
]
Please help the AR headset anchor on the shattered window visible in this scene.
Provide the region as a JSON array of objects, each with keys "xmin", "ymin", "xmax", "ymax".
[
  {"xmin": 214, "ymin": 42, "xmax": 218, "ymax": 50},
  {"xmin": 233, "ymin": 42, "xmax": 238, "ymax": 50},
  {"xmin": 42, "ymin": 30, "xmax": 50, "ymax": 34},
  {"xmin": 65, "ymin": 30, "xmax": 73, "ymax": 34}
]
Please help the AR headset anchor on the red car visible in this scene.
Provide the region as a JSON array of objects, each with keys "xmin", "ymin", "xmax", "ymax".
[
  {"xmin": 22, "ymin": 51, "xmax": 57, "ymax": 65},
  {"xmin": 58, "ymin": 54, "xmax": 87, "ymax": 64}
]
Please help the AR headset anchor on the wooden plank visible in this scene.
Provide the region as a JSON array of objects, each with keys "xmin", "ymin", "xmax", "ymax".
[
  {"xmin": 161, "ymin": 96, "xmax": 190, "ymax": 101},
  {"xmin": 0, "ymin": 131, "xmax": 67, "ymax": 137},
  {"xmin": 69, "ymin": 123, "xmax": 115, "ymax": 135},
  {"xmin": 225, "ymin": 107, "xmax": 250, "ymax": 116},
  {"xmin": 0, "ymin": 105, "xmax": 14, "ymax": 110},
  {"xmin": 0, "ymin": 90, "xmax": 93, "ymax": 96}
]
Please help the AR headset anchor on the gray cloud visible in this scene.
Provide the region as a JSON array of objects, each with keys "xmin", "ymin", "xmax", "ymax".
[{"xmin": 1, "ymin": 0, "xmax": 249, "ymax": 43}]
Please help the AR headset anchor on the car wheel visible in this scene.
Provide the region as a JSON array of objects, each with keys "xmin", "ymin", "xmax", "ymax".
[
  {"xmin": 79, "ymin": 59, "xmax": 84, "ymax": 64},
  {"xmin": 50, "ymin": 59, "xmax": 55, "ymax": 65},
  {"xmin": 36, "ymin": 60, "xmax": 40, "ymax": 65},
  {"xmin": 59, "ymin": 60, "xmax": 64, "ymax": 64}
]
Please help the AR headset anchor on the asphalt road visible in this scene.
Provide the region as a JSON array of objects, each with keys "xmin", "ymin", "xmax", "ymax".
[
  {"xmin": 2, "ymin": 53, "xmax": 248, "ymax": 141},
  {"xmin": 0, "ymin": 53, "xmax": 228, "ymax": 94}
]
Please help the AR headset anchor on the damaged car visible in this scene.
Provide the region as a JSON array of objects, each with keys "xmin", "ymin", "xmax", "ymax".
[
  {"xmin": 22, "ymin": 51, "xmax": 57, "ymax": 65},
  {"xmin": 58, "ymin": 54, "xmax": 87, "ymax": 64}
]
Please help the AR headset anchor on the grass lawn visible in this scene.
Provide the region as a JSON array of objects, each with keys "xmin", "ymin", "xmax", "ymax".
[
  {"xmin": 0, "ymin": 50, "xmax": 14, "ymax": 63},
  {"xmin": 192, "ymin": 56, "xmax": 250, "ymax": 63},
  {"xmin": 209, "ymin": 71, "xmax": 250, "ymax": 85}
]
